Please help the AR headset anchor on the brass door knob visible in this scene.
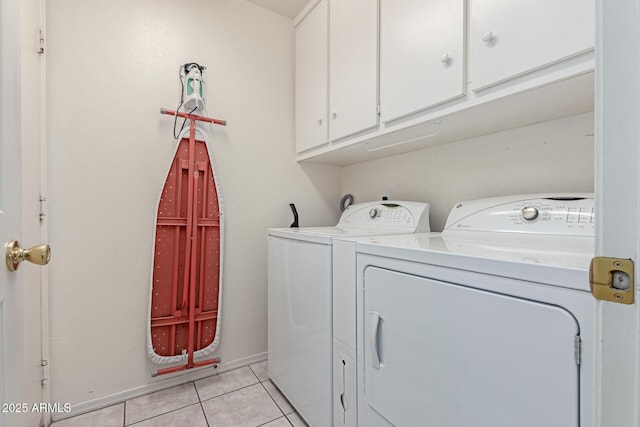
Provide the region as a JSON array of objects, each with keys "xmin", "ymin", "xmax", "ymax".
[{"xmin": 5, "ymin": 240, "xmax": 51, "ymax": 271}]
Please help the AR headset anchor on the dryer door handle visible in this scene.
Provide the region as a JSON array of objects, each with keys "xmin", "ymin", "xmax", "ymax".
[{"xmin": 370, "ymin": 311, "xmax": 381, "ymax": 369}]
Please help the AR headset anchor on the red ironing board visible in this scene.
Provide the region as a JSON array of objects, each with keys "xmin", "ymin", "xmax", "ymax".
[{"xmin": 150, "ymin": 109, "xmax": 226, "ymax": 376}]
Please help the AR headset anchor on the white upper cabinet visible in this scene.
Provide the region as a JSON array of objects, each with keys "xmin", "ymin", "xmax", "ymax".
[
  {"xmin": 380, "ymin": 0, "xmax": 465, "ymax": 123},
  {"xmin": 294, "ymin": 0, "xmax": 594, "ymax": 164},
  {"xmin": 470, "ymin": 0, "xmax": 595, "ymax": 91},
  {"xmin": 329, "ymin": 0, "xmax": 379, "ymax": 141},
  {"xmin": 295, "ymin": 0, "xmax": 329, "ymax": 153}
]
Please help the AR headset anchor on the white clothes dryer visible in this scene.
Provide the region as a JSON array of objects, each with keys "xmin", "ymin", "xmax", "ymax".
[
  {"xmin": 347, "ymin": 194, "xmax": 596, "ymax": 427},
  {"xmin": 267, "ymin": 201, "xmax": 430, "ymax": 427}
]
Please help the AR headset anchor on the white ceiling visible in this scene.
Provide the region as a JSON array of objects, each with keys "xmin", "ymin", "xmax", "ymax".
[{"xmin": 245, "ymin": 0, "xmax": 309, "ymax": 19}]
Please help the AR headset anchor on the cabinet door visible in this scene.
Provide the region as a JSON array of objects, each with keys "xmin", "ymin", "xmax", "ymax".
[
  {"xmin": 329, "ymin": 0, "xmax": 378, "ymax": 141},
  {"xmin": 295, "ymin": 0, "xmax": 329, "ymax": 153},
  {"xmin": 380, "ymin": 0, "xmax": 465, "ymax": 123},
  {"xmin": 470, "ymin": 0, "xmax": 594, "ymax": 90}
]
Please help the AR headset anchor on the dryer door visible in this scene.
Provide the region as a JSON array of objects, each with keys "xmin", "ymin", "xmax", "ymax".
[{"xmin": 362, "ymin": 267, "xmax": 579, "ymax": 427}]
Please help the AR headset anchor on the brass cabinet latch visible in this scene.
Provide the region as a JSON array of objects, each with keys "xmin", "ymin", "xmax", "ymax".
[{"xmin": 589, "ymin": 257, "xmax": 634, "ymax": 304}]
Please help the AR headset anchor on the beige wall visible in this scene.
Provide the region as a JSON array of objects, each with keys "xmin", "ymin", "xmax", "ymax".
[
  {"xmin": 342, "ymin": 112, "xmax": 595, "ymax": 231},
  {"xmin": 46, "ymin": 0, "xmax": 341, "ymax": 409}
]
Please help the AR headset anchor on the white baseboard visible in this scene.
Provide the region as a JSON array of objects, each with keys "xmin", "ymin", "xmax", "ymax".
[{"xmin": 50, "ymin": 352, "xmax": 267, "ymax": 423}]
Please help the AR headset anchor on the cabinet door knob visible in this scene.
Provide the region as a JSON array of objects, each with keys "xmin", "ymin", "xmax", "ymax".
[
  {"xmin": 331, "ymin": 111, "xmax": 337, "ymax": 119},
  {"xmin": 440, "ymin": 53, "xmax": 451, "ymax": 64},
  {"xmin": 482, "ymin": 31, "xmax": 494, "ymax": 43},
  {"xmin": 317, "ymin": 117, "xmax": 323, "ymax": 126}
]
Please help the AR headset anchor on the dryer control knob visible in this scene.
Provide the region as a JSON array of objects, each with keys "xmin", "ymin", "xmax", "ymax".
[
  {"xmin": 369, "ymin": 208, "xmax": 379, "ymax": 219},
  {"xmin": 521, "ymin": 206, "xmax": 539, "ymax": 221}
]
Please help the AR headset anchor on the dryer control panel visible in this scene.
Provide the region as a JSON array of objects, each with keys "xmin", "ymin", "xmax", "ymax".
[
  {"xmin": 338, "ymin": 200, "xmax": 431, "ymax": 232},
  {"xmin": 444, "ymin": 193, "xmax": 595, "ymax": 236}
]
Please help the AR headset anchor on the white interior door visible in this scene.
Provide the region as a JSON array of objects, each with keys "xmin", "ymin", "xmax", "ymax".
[
  {"xmin": 0, "ymin": 0, "xmax": 47, "ymax": 426},
  {"xmin": 0, "ymin": 0, "xmax": 25, "ymax": 422}
]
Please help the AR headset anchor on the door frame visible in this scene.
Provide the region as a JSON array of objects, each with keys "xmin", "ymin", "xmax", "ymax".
[{"xmin": 595, "ymin": 0, "xmax": 640, "ymax": 425}]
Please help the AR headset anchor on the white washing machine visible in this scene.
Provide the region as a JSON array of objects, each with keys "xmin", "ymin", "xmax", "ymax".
[
  {"xmin": 268, "ymin": 201, "xmax": 431, "ymax": 427},
  {"xmin": 344, "ymin": 194, "xmax": 596, "ymax": 427}
]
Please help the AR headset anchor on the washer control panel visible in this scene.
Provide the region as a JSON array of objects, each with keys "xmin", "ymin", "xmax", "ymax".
[
  {"xmin": 444, "ymin": 194, "xmax": 595, "ymax": 236},
  {"xmin": 338, "ymin": 200, "xmax": 431, "ymax": 232}
]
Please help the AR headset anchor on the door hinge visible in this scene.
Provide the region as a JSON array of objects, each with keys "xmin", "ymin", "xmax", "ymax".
[
  {"xmin": 39, "ymin": 196, "xmax": 47, "ymax": 222},
  {"xmin": 574, "ymin": 336, "xmax": 582, "ymax": 366},
  {"xmin": 41, "ymin": 359, "xmax": 49, "ymax": 385},
  {"xmin": 376, "ymin": 104, "xmax": 381, "ymax": 115},
  {"xmin": 38, "ymin": 30, "xmax": 45, "ymax": 55},
  {"xmin": 589, "ymin": 256, "xmax": 634, "ymax": 304}
]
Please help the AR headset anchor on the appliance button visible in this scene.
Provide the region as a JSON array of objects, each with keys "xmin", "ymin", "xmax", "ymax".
[{"xmin": 521, "ymin": 206, "xmax": 539, "ymax": 221}]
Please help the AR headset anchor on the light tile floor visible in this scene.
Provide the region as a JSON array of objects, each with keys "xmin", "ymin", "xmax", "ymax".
[{"xmin": 51, "ymin": 362, "xmax": 309, "ymax": 427}]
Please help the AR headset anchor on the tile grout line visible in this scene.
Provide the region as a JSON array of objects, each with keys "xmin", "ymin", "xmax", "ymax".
[
  {"xmin": 259, "ymin": 380, "xmax": 289, "ymax": 423},
  {"xmin": 259, "ymin": 380, "xmax": 288, "ymax": 416},
  {"xmin": 192, "ymin": 366, "xmax": 270, "ymax": 425},
  {"xmin": 248, "ymin": 364, "xmax": 261, "ymax": 383},
  {"xmin": 248, "ymin": 364, "xmax": 273, "ymax": 400},
  {"xmin": 125, "ymin": 402, "xmax": 204, "ymax": 427},
  {"xmin": 255, "ymin": 413, "xmax": 294, "ymax": 427},
  {"xmin": 193, "ymin": 380, "xmax": 211, "ymax": 427},
  {"xmin": 196, "ymin": 365, "xmax": 286, "ymax": 427},
  {"xmin": 203, "ymin": 364, "xmax": 291, "ymax": 426},
  {"xmin": 251, "ymin": 363, "xmax": 296, "ymax": 426},
  {"xmin": 126, "ymin": 382, "xmax": 200, "ymax": 426},
  {"xmin": 195, "ymin": 366, "xmax": 262, "ymax": 404},
  {"xmin": 198, "ymin": 380, "xmax": 263, "ymax": 404}
]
